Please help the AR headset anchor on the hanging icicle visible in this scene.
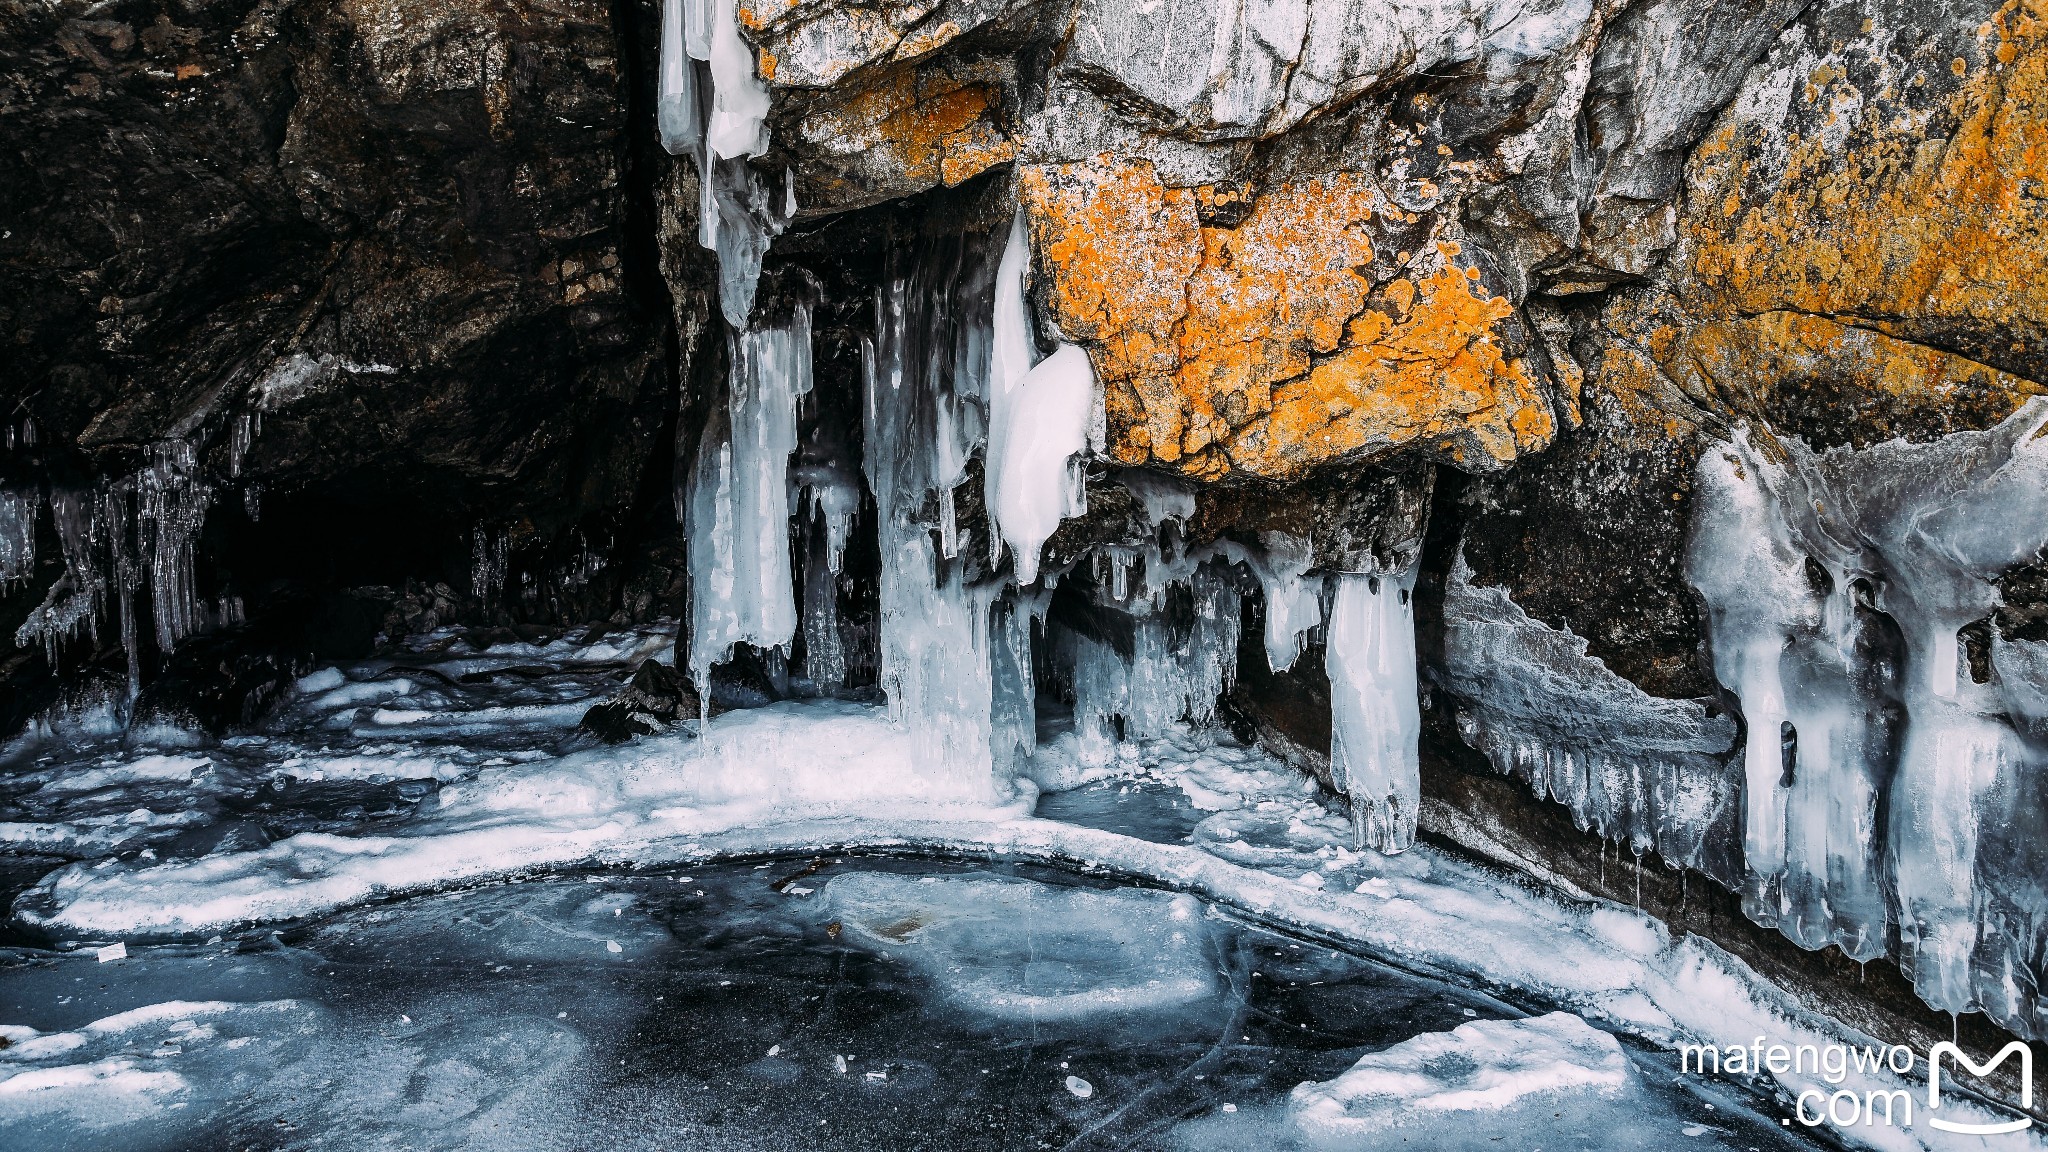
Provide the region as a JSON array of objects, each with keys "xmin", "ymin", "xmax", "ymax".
[{"xmin": 1327, "ymin": 566, "xmax": 1422, "ymax": 854}]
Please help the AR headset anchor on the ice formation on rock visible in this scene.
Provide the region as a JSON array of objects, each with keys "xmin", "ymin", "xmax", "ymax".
[
  {"xmin": 1688, "ymin": 398, "xmax": 2048, "ymax": 1029},
  {"xmin": 0, "ymin": 488, "xmax": 32, "ymax": 587},
  {"xmin": 658, "ymin": 0, "xmax": 782, "ymax": 327},
  {"xmin": 1436, "ymin": 552, "xmax": 1739, "ymax": 871},
  {"xmin": 1238, "ymin": 531, "xmax": 1323, "ymax": 673},
  {"xmin": 686, "ymin": 301, "xmax": 813, "ymax": 697},
  {"xmin": 1326, "ymin": 567, "xmax": 1421, "ymax": 853},
  {"xmin": 982, "ymin": 210, "xmax": 1096, "ymax": 586}
]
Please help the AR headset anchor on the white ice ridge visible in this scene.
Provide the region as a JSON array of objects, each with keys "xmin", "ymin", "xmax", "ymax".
[
  {"xmin": 685, "ymin": 300, "xmax": 812, "ymax": 696},
  {"xmin": 1289, "ymin": 1013, "xmax": 1630, "ymax": 1148},
  {"xmin": 982, "ymin": 209, "xmax": 1097, "ymax": 586},
  {"xmin": 1326, "ymin": 566, "xmax": 1421, "ymax": 853},
  {"xmin": 17, "ymin": 707, "xmax": 2032, "ymax": 1150},
  {"xmin": 1686, "ymin": 398, "xmax": 2048, "ymax": 1026}
]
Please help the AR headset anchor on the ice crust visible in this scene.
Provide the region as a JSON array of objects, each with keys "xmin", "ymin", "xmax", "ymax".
[
  {"xmin": 1289, "ymin": 1012, "xmax": 1632, "ymax": 1148},
  {"xmin": 1687, "ymin": 400, "xmax": 2048, "ymax": 1028},
  {"xmin": 823, "ymin": 871, "xmax": 1216, "ymax": 1020}
]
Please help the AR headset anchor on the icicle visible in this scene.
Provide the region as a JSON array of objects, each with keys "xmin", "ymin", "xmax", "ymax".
[
  {"xmin": 656, "ymin": 0, "xmax": 702, "ymax": 157},
  {"xmin": 861, "ymin": 238, "xmax": 1002, "ymax": 795},
  {"xmin": 0, "ymin": 489, "xmax": 33, "ymax": 587},
  {"xmin": 1327, "ymin": 568, "xmax": 1422, "ymax": 854},
  {"xmin": 1228, "ymin": 531, "xmax": 1322, "ymax": 672},
  {"xmin": 687, "ymin": 301, "xmax": 813, "ymax": 693},
  {"xmin": 982, "ymin": 211, "xmax": 1096, "ymax": 584},
  {"xmin": 705, "ymin": 0, "xmax": 769, "ymax": 160},
  {"xmin": 471, "ymin": 526, "xmax": 509, "ymax": 604}
]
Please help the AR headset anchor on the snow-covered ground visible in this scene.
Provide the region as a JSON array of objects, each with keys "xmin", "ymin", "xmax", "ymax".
[{"xmin": 0, "ymin": 625, "xmax": 2031, "ymax": 1149}]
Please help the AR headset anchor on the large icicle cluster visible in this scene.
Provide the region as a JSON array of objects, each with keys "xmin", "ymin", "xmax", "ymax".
[
  {"xmin": 1436, "ymin": 552, "xmax": 1740, "ymax": 871},
  {"xmin": 674, "ymin": 205, "xmax": 1430, "ymax": 851},
  {"xmin": 11, "ymin": 443, "xmax": 236, "ymax": 696},
  {"xmin": 1687, "ymin": 398, "xmax": 2048, "ymax": 1032},
  {"xmin": 685, "ymin": 301, "xmax": 813, "ymax": 696},
  {"xmin": 658, "ymin": 0, "xmax": 784, "ymax": 328}
]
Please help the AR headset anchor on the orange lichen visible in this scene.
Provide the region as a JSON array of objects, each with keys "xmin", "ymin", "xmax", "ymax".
[
  {"xmin": 800, "ymin": 63, "xmax": 1015, "ymax": 194},
  {"xmin": 1685, "ymin": 0, "xmax": 2046, "ymax": 375},
  {"xmin": 1022, "ymin": 157, "xmax": 1550, "ymax": 480}
]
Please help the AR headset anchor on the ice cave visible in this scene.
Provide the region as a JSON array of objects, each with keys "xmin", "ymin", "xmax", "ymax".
[{"xmin": 2, "ymin": 0, "xmax": 2046, "ymax": 1147}]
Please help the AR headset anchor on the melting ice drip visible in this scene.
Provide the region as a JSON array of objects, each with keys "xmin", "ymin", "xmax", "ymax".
[
  {"xmin": 1687, "ymin": 399, "xmax": 2048, "ymax": 1028},
  {"xmin": 658, "ymin": 0, "xmax": 787, "ymax": 329}
]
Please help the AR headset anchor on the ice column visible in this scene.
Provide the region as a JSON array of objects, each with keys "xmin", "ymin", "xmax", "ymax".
[
  {"xmin": 982, "ymin": 210, "xmax": 1097, "ymax": 585},
  {"xmin": 1326, "ymin": 567, "xmax": 1422, "ymax": 853},
  {"xmin": 0, "ymin": 489, "xmax": 32, "ymax": 587},
  {"xmin": 863, "ymin": 249, "xmax": 1002, "ymax": 796},
  {"xmin": 686, "ymin": 301, "xmax": 812, "ymax": 695}
]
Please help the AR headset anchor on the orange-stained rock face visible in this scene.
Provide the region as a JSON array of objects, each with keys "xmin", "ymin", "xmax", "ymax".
[
  {"xmin": 797, "ymin": 60, "xmax": 1016, "ymax": 210},
  {"xmin": 1020, "ymin": 157, "xmax": 1553, "ymax": 481},
  {"xmin": 1680, "ymin": 0, "xmax": 2047, "ymax": 385}
]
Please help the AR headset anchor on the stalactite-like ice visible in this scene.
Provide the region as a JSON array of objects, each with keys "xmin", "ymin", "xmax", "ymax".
[
  {"xmin": 1435, "ymin": 552, "xmax": 1739, "ymax": 873},
  {"xmin": 1238, "ymin": 531, "xmax": 1323, "ymax": 672},
  {"xmin": 658, "ymin": 0, "xmax": 781, "ymax": 327},
  {"xmin": 1326, "ymin": 568, "xmax": 1421, "ymax": 853},
  {"xmin": 862, "ymin": 247, "xmax": 1004, "ymax": 797},
  {"xmin": 686, "ymin": 302, "xmax": 812, "ymax": 694},
  {"xmin": 1688, "ymin": 398, "xmax": 2048, "ymax": 1028},
  {"xmin": 0, "ymin": 488, "xmax": 33, "ymax": 586},
  {"xmin": 982, "ymin": 211, "xmax": 1096, "ymax": 586}
]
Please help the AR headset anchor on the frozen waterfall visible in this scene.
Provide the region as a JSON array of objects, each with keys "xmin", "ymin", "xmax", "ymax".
[{"xmin": 1687, "ymin": 398, "xmax": 2048, "ymax": 1027}]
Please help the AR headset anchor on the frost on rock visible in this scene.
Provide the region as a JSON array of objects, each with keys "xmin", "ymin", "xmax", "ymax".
[
  {"xmin": 823, "ymin": 871, "xmax": 1216, "ymax": 1021},
  {"xmin": 1287, "ymin": 1012, "xmax": 1635, "ymax": 1151},
  {"xmin": 1687, "ymin": 398, "xmax": 2048, "ymax": 1032},
  {"xmin": 982, "ymin": 210, "xmax": 1096, "ymax": 586},
  {"xmin": 1325, "ymin": 567, "xmax": 1421, "ymax": 853},
  {"xmin": 686, "ymin": 301, "xmax": 813, "ymax": 698},
  {"xmin": 1436, "ymin": 551, "xmax": 1739, "ymax": 871}
]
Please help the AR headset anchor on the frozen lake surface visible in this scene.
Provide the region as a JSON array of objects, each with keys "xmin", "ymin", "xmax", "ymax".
[
  {"xmin": 0, "ymin": 855, "xmax": 1812, "ymax": 1151},
  {"xmin": 0, "ymin": 623, "xmax": 1988, "ymax": 1148}
]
